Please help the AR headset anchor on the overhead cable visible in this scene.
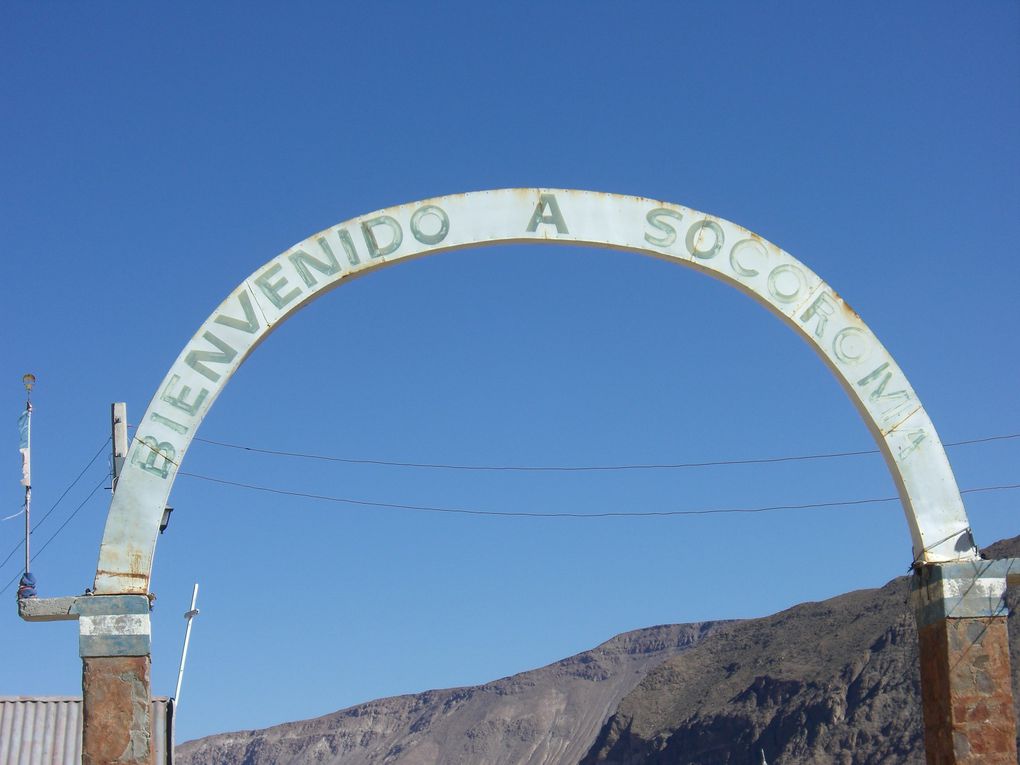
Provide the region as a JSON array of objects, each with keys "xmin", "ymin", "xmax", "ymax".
[
  {"xmin": 0, "ymin": 438, "xmax": 110, "ymax": 571},
  {"xmin": 0, "ymin": 475, "xmax": 108, "ymax": 594},
  {"xmin": 179, "ymin": 472, "xmax": 1020, "ymax": 519},
  {"xmin": 189, "ymin": 432, "xmax": 1020, "ymax": 473}
]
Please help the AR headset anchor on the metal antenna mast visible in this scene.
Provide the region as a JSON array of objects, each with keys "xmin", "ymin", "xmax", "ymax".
[{"xmin": 175, "ymin": 583, "xmax": 201, "ymax": 708}]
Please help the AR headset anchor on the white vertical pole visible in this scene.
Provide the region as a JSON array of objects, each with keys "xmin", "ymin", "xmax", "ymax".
[
  {"xmin": 23, "ymin": 433, "xmax": 30, "ymax": 576},
  {"xmin": 175, "ymin": 583, "xmax": 200, "ymax": 707},
  {"xmin": 20, "ymin": 374, "xmax": 35, "ymax": 576}
]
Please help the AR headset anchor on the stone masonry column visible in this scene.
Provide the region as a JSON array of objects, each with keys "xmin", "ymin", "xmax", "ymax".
[
  {"xmin": 76, "ymin": 595, "xmax": 154, "ymax": 765},
  {"xmin": 913, "ymin": 559, "xmax": 1019, "ymax": 764}
]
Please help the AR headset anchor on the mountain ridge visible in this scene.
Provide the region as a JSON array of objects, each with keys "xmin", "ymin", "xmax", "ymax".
[
  {"xmin": 177, "ymin": 536, "xmax": 1020, "ymax": 764},
  {"xmin": 177, "ymin": 622, "xmax": 721, "ymax": 765}
]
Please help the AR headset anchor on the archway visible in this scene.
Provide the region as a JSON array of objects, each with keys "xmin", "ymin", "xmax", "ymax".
[
  {"xmin": 94, "ymin": 188, "xmax": 978, "ymax": 597},
  {"xmin": 21, "ymin": 190, "xmax": 1013, "ymax": 764}
]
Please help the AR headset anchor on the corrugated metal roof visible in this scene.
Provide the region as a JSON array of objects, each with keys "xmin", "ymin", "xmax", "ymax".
[{"xmin": 0, "ymin": 697, "xmax": 172, "ymax": 765}]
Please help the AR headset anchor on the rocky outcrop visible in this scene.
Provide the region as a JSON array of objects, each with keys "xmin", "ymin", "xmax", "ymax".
[
  {"xmin": 580, "ymin": 579, "xmax": 926, "ymax": 764},
  {"xmin": 581, "ymin": 536, "xmax": 1020, "ymax": 764}
]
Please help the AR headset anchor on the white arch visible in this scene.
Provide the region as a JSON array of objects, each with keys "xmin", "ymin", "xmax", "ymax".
[{"xmin": 93, "ymin": 189, "xmax": 978, "ymax": 594}]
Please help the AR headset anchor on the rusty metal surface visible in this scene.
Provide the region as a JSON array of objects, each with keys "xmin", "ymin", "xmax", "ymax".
[
  {"xmin": 0, "ymin": 697, "xmax": 172, "ymax": 765},
  {"xmin": 92, "ymin": 189, "xmax": 979, "ymax": 594}
]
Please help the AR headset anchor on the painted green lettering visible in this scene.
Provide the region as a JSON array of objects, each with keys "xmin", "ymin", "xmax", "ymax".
[
  {"xmin": 160, "ymin": 375, "xmax": 209, "ymax": 417},
  {"xmin": 685, "ymin": 220, "xmax": 724, "ymax": 260},
  {"xmin": 644, "ymin": 207, "xmax": 684, "ymax": 247},
  {"xmin": 729, "ymin": 239, "xmax": 765, "ymax": 278},
  {"xmin": 130, "ymin": 436, "xmax": 176, "ymax": 479},
  {"xmin": 857, "ymin": 362, "xmax": 912, "ymax": 417},
  {"xmin": 410, "ymin": 205, "xmax": 450, "ymax": 245},
  {"xmin": 766, "ymin": 264, "xmax": 805, "ymax": 304},
  {"xmin": 150, "ymin": 412, "xmax": 188, "ymax": 435},
  {"xmin": 338, "ymin": 229, "xmax": 360, "ymax": 266},
  {"xmin": 832, "ymin": 327, "xmax": 870, "ymax": 366},
  {"xmin": 361, "ymin": 216, "xmax": 403, "ymax": 258},
  {"xmin": 254, "ymin": 263, "xmax": 302, "ymax": 309},
  {"xmin": 526, "ymin": 193, "xmax": 568, "ymax": 234},
  {"xmin": 895, "ymin": 428, "xmax": 927, "ymax": 461},
  {"xmin": 214, "ymin": 290, "xmax": 260, "ymax": 334},
  {"xmin": 185, "ymin": 331, "xmax": 238, "ymax": 383},
  {"xmin": 800, "ymin": 292, "xmax": 837, "ymax": 339},
  {"xmin": 288, "ymin": 239, "xmax": 341, "ymax": 287}
]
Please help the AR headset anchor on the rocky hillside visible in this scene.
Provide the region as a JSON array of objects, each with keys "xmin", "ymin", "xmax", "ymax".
[
  {"xmin": 177, "ymin": 536, "xmax": 1020, "ymax": 764},
  {"xmin": 176, "ymin": 622, "xmax": 720, "ymax": 765},
  {"xmin": 582, "ymin": 535, "xmax": 1020, "ymax": 765}
]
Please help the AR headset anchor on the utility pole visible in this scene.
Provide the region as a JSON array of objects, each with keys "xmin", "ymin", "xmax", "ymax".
[
  {"xmin": 20, "ymin": 374, "xmax": 35, "ymax": 577},
  {"xmin": 111, "ymin": 402, "xmax": 128, "ymax": 490}
]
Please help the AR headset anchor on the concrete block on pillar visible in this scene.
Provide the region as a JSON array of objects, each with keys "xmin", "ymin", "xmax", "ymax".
[{"xmin": 73, "ymin": 595, "xmax": 152, "ymax": 657}]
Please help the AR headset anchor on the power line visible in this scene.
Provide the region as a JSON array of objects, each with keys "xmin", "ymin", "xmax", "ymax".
[
  {"xmin": 11, "ymin": 430, "xmax": 1011, "ymax": 582},
  {"xmin": 7, "ymin": 467, "xmax": 1014, "ymax": 594},
  {"xmin": 0, "ymin": 475, "xmax": 108, "ymax": 595},
  {"xmin": 27, "ymin": 476, "xmax": 108, "ymax": 561},
  {"xmin": 0, "ymin": 439, "xmax": 110, "ymax": 571},
  {"xmin": 189, "ymin": 431, "xmax": 1020, "ymax": 473},
  {"xmin": 179, "ymin": 471, "xmax": 1020, "ymax": 519}
]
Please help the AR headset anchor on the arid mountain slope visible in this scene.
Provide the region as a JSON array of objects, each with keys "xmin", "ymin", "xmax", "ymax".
[
  {"xmin": 581, "ymin": 536, "xmax": 1020, "ymax": 764},
  {"xmin": 176, "ymin": 623, "xmax": 719, "ymax": 765},
  {"xmin": 178, "ymin": 536, "xmax": 1020, "ymax": 765}
]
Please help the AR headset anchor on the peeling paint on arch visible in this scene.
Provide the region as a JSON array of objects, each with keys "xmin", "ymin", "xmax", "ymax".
[{"xmin": 93, "ymin": 189, "xmax": 979, "ymax": 594}]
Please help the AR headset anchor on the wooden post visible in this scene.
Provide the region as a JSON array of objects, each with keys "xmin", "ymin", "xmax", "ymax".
[{"xmin": 111, "ymin": 402, "xmax": 128, "ymax": 491}]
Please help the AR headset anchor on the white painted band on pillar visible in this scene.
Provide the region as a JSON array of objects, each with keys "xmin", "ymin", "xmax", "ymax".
[{"xmin": 79, "ymin": 614, "xmax": 151, "ymax": 636}]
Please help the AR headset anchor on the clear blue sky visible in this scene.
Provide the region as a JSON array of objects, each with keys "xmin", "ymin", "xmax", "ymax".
[{"xmin": 2, "ymin": 1, "xmax": 1018, "ymax": 745}]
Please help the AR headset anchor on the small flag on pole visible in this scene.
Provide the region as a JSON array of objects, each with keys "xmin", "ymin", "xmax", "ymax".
[{"xmin": 18, "ymin": 404, "xmax": 31, "ymax": 488}]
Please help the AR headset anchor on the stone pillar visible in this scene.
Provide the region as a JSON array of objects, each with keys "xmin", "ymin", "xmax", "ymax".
[
  {"xmin": 913, "ymin": 559, "xmax": 1019, "ymax": 764},
  {"xmin": 75, "ymin": 595, "xmax": 154, "ymax": 765}
]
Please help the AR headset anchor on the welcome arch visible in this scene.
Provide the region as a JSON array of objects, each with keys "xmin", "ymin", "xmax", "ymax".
[{"xmin": 94, "ymin": 188, "xmax": 979, "ymax": 595}]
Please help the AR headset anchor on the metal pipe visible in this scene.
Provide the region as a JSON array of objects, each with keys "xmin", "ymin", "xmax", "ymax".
[
  {"xmin": 21, "ymin": 374, "xmax": 35, "ymax": 576},
  {"xmin": 23, "ymin": 483, "xmax": 30, "ymax": 575},
  {"xmin": 174, "ymin": 583, "xmax": 200, "ymax": 707}
]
